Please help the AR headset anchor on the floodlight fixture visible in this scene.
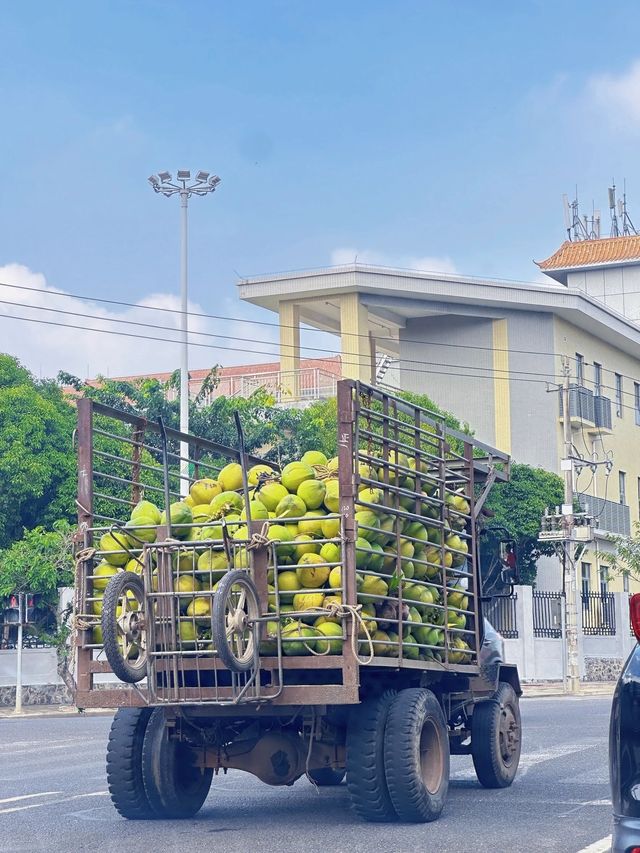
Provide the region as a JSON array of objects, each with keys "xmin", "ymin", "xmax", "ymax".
[
  {"xmin": 177, "ymin": 170, "xmax": 191, "ymax": 180},
  {"xmin": 208, "ymin": 175, "xmax": 221, "ymax": 188},
  {"xmin": 196, "ymin": 170, "xmax": 209, "ymax": 182},
  {"xmin": 148, "ymin": 175, "xmax": 160, "ymax": 187},
  {"xmin": 158, "ymin": 171, "xmax": 172, "ymax": 182}
]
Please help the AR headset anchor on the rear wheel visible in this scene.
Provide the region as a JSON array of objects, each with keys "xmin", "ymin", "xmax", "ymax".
[
  {"xmin": 141, "ymin": 708, "xmax": 213, "ymax": 818},
  {"xmin": 212, "ymin": 569, "xmax": 260, "ymax": 673},
  {"xmin": 101, "ymin": 572, "xmax": 147, "ymax": 684},
  {"xmin": 471, "ymin": 681, "xmax": 521, "ymax": 788},
  {"xmin": 308, "ymin": 768, "xmax": 345, "ymax": 786},
  {"xmin": 346, "ymin": 690, "xmax": 397, "ymax": 822},
  {"xmin": 106, "ymin": 708, "xmax": 155, "ymax": 820},
  {"xmin": 383, "ymin": 688, "xmax": 449, "ymax": 823}
]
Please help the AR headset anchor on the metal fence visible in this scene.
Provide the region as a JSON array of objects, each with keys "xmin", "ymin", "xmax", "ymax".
[
  {"xmin": 0, "ymin": 623, "xmax": 52, "ymax": 650},
  {"xmin": 484, "ymin": 594, "xmax": 518, "ymax": 639},
  {"xmin": 532, "ymin": 591, "xmax": 563, "ymax": 638},
  {"xmin": 582, "ymin": 592, "xmax": 616, "ymax": 636}
]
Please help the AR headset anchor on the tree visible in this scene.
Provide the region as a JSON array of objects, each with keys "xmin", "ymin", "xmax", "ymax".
[
  {"xmin": 0, "ymin": 520, "xmax": 76, "ymax": 690},
  {"xmin": 481, "ymin": 463, "xmax": 565, "ymax": 585},
  {"xmin": 0, "ymin": 356, "xmax": 76, "ymax": 547},
  {"xmin": 606, "ymin": 523, "xmax": 640, "ymax": 586},
  {"xmin": 0, "ymin": 521, "xmax": 75, "ymax": 601}
]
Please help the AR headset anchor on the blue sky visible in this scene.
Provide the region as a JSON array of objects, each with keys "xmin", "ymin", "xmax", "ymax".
[{"xmin": 2, "ymin": 1, "xmax": 640, "ymax": 377}]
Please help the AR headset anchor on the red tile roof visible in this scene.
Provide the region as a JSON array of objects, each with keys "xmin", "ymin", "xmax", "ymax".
[{"xmin": 536, "ymin": 235, "xmax": 640, "ymax": 271}]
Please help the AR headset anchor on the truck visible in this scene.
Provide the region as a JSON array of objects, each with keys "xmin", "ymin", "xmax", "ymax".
[{"xmin": 72, "ymin": 379, "xmax": 522, "ymax": 824}]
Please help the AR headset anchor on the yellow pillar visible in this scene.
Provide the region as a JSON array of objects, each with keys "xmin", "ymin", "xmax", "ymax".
[
  {"xmin": 492, "ymin": 318, "xmax": 511, "ymax": 454},
  {"xmin": 340, "ymin": 293, "xmax": 370, "ymax": 382},
  {"xmin": 279, "ymin": 301, "xmax": 300, "ymax": 399}
]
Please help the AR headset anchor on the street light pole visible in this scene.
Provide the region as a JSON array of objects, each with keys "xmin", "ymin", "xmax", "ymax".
[
  {"xmin": 148, "ymin": 170, "xmax": 221, "ymax": 496},
  {"xmin": 179, "ymin": 190, "xmax": 189, "ymax": 489}
]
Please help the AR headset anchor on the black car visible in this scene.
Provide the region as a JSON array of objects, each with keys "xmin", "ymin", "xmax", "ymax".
[{"xmin": 610, "ymin": 593, "xmax": 640, "ymax": 853}]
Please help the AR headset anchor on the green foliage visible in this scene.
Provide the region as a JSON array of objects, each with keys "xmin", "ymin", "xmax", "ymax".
[
  {"xmin": 607, "ymin": 523, "xmax": 640, "ymax": 585},
  {"xmin": 482, "ymin": 462, "xmax": 564, "ymax": 585},
  {"xmin": 0, "ymin": 356, "xmax": 76, "ymax": 547},
  {"xmin": 0, "ymin": 521, "xmax": 75, "ymax": 601}
]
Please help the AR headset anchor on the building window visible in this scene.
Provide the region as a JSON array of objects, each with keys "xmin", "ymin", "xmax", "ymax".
[
  {"xmin": 599, "ymin": 566, "xmax": 609, "ymax": 595},
  {"xmin": 616, "ymin": 373, "xmax": 623, "ymax": 417},
  {"xmin": 593, "ymin": 362, "xmax": 602, "ymax": 396},
  {"xmin": 624, "ymin": 573, "xmax": 630, "ymax": 593},
  {"xmin": 576, "ymin": 353, "xmax": 584, "ymax": 385},
  {"xmin": 620, "ymin": 471, "xmax": 627, "ymax": 505},
  {"xmin": 581, "ymin": 562, "xmax": 591, "ymax": 595}
]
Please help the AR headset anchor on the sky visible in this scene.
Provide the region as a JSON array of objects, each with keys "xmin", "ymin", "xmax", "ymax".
[{"xmin": 2, "ymin": 1, "xmax": 640, "ymax": 379}]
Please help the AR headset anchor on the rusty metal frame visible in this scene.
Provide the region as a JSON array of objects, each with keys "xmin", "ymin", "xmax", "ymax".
[{"xmin": 73, "ymin": 382, "xmax": 510, "ymax": 712}]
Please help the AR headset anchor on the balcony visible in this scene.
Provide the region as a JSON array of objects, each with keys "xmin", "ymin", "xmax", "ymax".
[
  {"xmin": 591, "ymin": 394, "xmax": 612, "ymax": 434},
  {"xmin": 577, "ymin": 495, "xmax": 631, "ymax": 536},
  {"xmin": 199, "ymin": 367, "xmax": 339, "ymax": 407},
  {"xmin": 558, "ymin": 384, "xmax": 595, "ymax": 427}
]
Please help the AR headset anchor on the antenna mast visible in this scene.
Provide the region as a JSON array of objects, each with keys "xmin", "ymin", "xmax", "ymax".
[
  {"xmin": 564, "ymin": 188, "xmax": 589, "ymax": 241},
  {"xmin": 609, "ymin": 181, "xmax": 620, "ymax": 237},
  {"xmin": 621, "ymin": 179, "xmax": 638, "ymax": 236}
]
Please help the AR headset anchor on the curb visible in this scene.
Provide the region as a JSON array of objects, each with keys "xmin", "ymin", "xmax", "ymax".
[
  {"xmin": 522, "ymin": 682, "xmax": 615, "ymax": 698},
  {"xmin": 0, "ymin": 706, "xmax": 112, "ymax": 719}
]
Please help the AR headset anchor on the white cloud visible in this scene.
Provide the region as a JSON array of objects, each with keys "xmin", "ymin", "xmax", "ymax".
[
  {"xmin": 586, "ymin": 59, "xmax": 640, "ymax": 127},
  {"xmin": 330, "ymin": 247, "xmax": 457, "ymax": 275},
  {"xmin": 0, "ymin": 263, "xmax": 281, "ymax": 381}
]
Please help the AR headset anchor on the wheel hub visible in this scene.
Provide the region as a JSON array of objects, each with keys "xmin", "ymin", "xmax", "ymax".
[
  {"xmin": 498, "ymin": 703, "xmax": 519, "ymax": 762},
  {"xmin": 228, "ymin": 609, "xmax": 248, "ymax": 634}
]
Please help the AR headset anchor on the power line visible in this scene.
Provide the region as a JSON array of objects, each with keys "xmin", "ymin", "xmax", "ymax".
[
  {"xmin": 0, "ymin": 279, "xmax": 569, "ymax": 360},
  {"xmin": 0, "ymin": 311, "xmax": 561, "ymax": 387},
  {"xmin": 0, "ymin": 297, "xmax": 561, "ymax": 380}
]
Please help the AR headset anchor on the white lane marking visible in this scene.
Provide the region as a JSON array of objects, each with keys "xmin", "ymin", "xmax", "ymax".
[
  {"xmin": 0, "ymin": 791, "xmax": 107, "ymax": 815},
  {"xmin": 0, "ymin": 792, "xmax": 60, "ymax": 805},
  {"xmin": 576, "ymin": 836, "xmax": 612, "ymax": 853}
]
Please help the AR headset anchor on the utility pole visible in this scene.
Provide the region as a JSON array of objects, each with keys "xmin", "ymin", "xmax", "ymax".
[
  {"xmin": 561, "ymin": 356, "xmax": 580, "ymax": 694},
  {"xmin": 14, "ymin": 593, "xmax": 23, "ymax": 714}
]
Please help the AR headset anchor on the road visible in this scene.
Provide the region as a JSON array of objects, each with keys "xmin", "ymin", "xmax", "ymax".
[{"xmin": 0, "ymin": 696, "xmax": 611, "ymax": 853}]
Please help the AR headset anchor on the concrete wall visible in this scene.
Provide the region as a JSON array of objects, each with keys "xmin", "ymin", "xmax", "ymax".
[
  {"xmin": 505, "ymin": 311, "xmax": 559, "ymax": 472},
  {"xmin": 0, "ymin": 648, "xmax": 62, "ymax": 687},
  {"xmin": 399, "ymin": 313, "xmax": 496, "ymax": 445},
  {"xmin": 568, "ymin": 265, "xmax": 640, "ymax": 323},
  {"xmin": 501, "ymin": 585, "xmax": 634, "ymax": 682},
  {"xmin": 397, "ymin": 308, "xmax": 559, "ymax": 471},
  {"xmin": 553, "ymin": 315, "xmax": 640, "ymax": 595}
]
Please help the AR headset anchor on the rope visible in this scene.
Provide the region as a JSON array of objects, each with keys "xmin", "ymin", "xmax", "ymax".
[
  {"xmin": 75, "ymin": 546, "xmax": 96, "ymax": 564},
  {"xmin": 286, "ymin": 602, "xmax": 375, "ymax": 664},
  {"xmin": 305, "ymin": 708, "xmax": 319, "ymax": 790},
  {"xmin": 247, "ymin": 522, "xmax": 273, "ymax": 550},
  {"xmin": 74, "ymin": 499, "xmax": 92, "ymax": 518}
]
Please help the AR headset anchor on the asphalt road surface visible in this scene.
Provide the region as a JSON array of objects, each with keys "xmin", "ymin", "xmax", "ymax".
[{"xmin": 0, "ymin": 696, "xmax": 612, "ymax": 853}]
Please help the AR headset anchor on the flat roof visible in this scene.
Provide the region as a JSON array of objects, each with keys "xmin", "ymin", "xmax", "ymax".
[{"xmin": 237, "ymin": 262, "xmax": 640, "ymax": 360}]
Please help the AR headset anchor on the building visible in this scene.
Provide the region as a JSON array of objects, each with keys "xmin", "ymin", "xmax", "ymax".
[
  {"xmin": 239, "ymin": 237, "xmax": 640, "ymax": 593},
  {"xmin": 77, "ymin": 355, "xmax": 342, "ymax": 406}
]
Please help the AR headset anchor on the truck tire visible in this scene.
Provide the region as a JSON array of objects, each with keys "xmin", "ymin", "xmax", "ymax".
[
  {"xmin": 383, "ymin": 688, "xmax": 449, "ymax": 823},
  {"xmin": 101, "ymin": 572, "xmax": 147, "ymax": 684},
  {"xmin": 142, "ymin": 708, "xmax": 213, "ymax": 818},
  {"xmin": 346, "ymin": 690, "xmax": 397, "ymax": 822},
  {"xmin": 106, "ymin": 708, "xmax": 155, "ymax": 820},
  {"xmin": 471, "ymin": 681, "xmax": 521, "ymax": 788},
  {"xmin": 308, "ymin": 768, "xmax": 346, "ymax": 786}
]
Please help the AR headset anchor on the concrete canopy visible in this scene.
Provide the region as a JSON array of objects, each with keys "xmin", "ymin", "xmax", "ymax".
[{"xmin": 238, "ymin": 263, "xmax": 640, "ymax": 362}]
